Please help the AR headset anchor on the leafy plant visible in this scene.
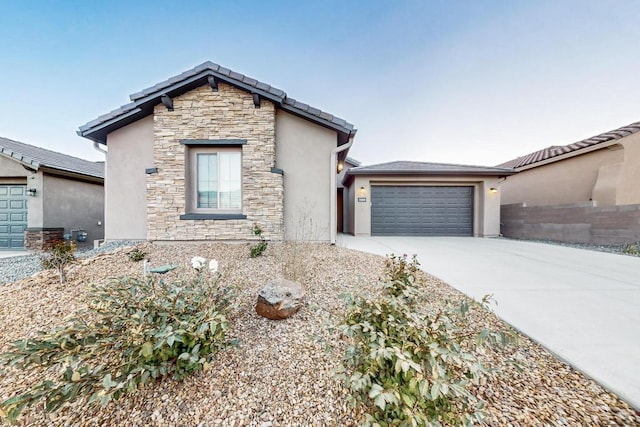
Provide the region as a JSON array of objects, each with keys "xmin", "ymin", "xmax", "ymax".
[
  {"xmin": 249, "ymin": 223, "xmax": 267, "ymax": 258},
  {"xmin": 128, "ymin": 248, "xmax": 147, "ymax": 262},
  {"xmin": 41, "ymin": 241, "xmax": 76, "ymax": 284},
  {"xmin": 622, "ymin": 242, "xmax": 640, "ymax": 256},
  {"xmin": 0, "ymin": 269, "xmax": 235, "ymax": 423},
  {"xmin": 338, "ymin": 254, "xmax": 516, "ymax": 426}
]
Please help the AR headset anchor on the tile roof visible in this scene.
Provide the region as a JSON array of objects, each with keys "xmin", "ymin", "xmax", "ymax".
[
  {"xmin": 345, "ymin": 156, "xmax": 361, "ymax": 167},
  {"xmin": 0, "ymin": 136, "xmax": 104, "ymax": 179},
  {"xmin": 78, "ymin": 61, "xmax": 356, "ymax": 144},
  {"xmin": 497, "ymin": 121, "xmax": 640, "ymax": 169},
  {"xmin": 346, "ymin": 160, "xmax": 515, "ymax": 176}
]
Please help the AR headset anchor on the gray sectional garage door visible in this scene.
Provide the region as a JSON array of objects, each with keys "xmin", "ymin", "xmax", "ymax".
[
  {"xmin": 0, "ymin": 185, "xmax": 27, "ymax": 249},
  {"xmin": 371, "ymin": 186, "xmax": 473, "ymax": 236}
]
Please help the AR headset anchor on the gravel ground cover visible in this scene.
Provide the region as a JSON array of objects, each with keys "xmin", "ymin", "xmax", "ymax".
[
  {"xmin": 0, "ymin": 241, "xmax": 139, "ymax": 285},
  {"xmin": 502, "ymin": 237, "xmax": 640, "ymax": 257},
  {"xmin": 0, "ymin": 242, "xmax": 639, "ymax": 426}
]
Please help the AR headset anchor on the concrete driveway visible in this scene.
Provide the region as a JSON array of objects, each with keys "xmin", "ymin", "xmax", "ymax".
[{"xmin": 337, "ymin": 235, "xmax": 640, "ymax": 410}]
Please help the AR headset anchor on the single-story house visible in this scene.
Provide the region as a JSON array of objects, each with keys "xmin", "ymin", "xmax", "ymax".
[
  {"xmin": 78, "ymin": 61, "xmax": 357, "ymax": 244},
  {"xmin": 497, "ymin": 121, "xmax": 640, "ymax": 243},
  {"xmin": 342, "ymin": 161, "xmax": 515, "ymax": 237},
  {"xmin": 0, "ymin": 137, "xmax": 105, "ymax": 250},
  {"xmin": 78, "ymin": 61, "xmax": 518, "ymax": 242}
]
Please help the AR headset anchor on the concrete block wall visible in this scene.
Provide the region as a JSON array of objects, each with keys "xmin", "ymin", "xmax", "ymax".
[{"xmin": 501, "ymin": 202, "xmax": 640, "ymax": 244}]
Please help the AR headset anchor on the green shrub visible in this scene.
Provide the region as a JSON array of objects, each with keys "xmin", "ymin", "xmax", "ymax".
[
  {"xmin": 0, "ymin": 269, "xmax": 234, "ymax": 423},
  {"xmin": 622, "ymin": 243, "xmax": 640, "ymax": 256},
  {"xmin": 128, "ymin": 248, "xmax": 147, "ymax": 262},
  {"xmin": 338, "ymin": 254, "xmax": 515, "ymax": 426},
  {"xmin": 41, "ymin": 241, "xmax": 76, "ymax": 284},
  {"xmin": 249, "ymin": 223, "xmax": 267, "ymax": 258}
]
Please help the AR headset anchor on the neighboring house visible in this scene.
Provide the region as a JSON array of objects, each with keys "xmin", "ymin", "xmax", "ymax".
[
  {"xmin": 498, "ymin": 121, "xmax": 640, "ymax": 243},
  {"xmin": 342, "ymin": 161, "xmax": 515, "ymax": 237},
  {"xmin": 0, "ymin": 137, "xmax": 104, "ymax": 250},
  {"xmin": 78, "ymin": 61, "xmax": 357, "ymax": 244}
]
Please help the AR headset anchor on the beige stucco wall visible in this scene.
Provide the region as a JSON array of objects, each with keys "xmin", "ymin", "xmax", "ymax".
[
  {"xmin": 26, "ymin": 172, "xmax": 44, "ymax": 228},
  {"xmin": 500, "ymin": 144, "xmax": 626, "ymax": 207},
  {"xmin": 0, "ymin": 155, "xmax": 30, "ymax": 178},
  {"xmin": 617, "ymin": 133, "xmax": 640, "ymax": 205},
  {"xmin": 148, "ymin": 83, "xmax": 283, "ymax": 241},
  {"xmin": 349, "ymin": 175, "xmax": 502, "ymax": 237},
  {"xmin": 42, "ymin": 174, "xmax": 104, "ymax": 245},
  {"xmin": 105, "ymin": 115, "xmax": 154, "ymax": 240},
  {"xmin": 275, "ymin": 111, "xmax": 337, "ymax": 241}
]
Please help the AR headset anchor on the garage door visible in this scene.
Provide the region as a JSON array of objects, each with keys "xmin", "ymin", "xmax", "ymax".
[
  {"xmin": 0, "ymin": 185, "xmax": 27, "ymax": 249},
  {"xmin": 371, "ymin": 186, "xmax": 473, "ymax": 236}
]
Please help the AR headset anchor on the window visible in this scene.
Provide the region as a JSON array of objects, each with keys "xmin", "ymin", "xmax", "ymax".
[
  {"xmin": 196, "ymin": 151, "xmax": 241, "ymax": 210},
  {"xmin": 181, "ymin": 146, "xmax": 244, "ymax": 219},
  {"xmin": 180, "ymin": 139, "xmax": 246, "ymax": 220}
]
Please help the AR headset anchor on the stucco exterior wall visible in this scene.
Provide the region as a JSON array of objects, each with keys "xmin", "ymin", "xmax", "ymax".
[
  {"xmin": 105, "ymin": 115, "xmax": 154, "ymax": 240},
  {"xmin": 42, "ymin": 174, "xmax": 104, "ymax": 245},
  {"xmin": 275, "ymin": 111, "xmax": 337, "ymax": 241},
  {"xmin": 617, "ymin": 133, "xmax": 640, "ymax": 205},
  {"xmin": 26, "ymin": 172, "xmax": 44, "ymax": 228},
  {"xmin": 349, "ymin": 176, "xmax": 502, "ymax": 237},
  {"xmin": 149, "ymin": 83, "xmax": 283, "ymax": 241},
  {"xmin": 0, "ymin": 155, "xmax": 30, "ymax": 178},
  {"xmin": 500, "ymin": 145, "xmax": 624, "ymax": 207}
]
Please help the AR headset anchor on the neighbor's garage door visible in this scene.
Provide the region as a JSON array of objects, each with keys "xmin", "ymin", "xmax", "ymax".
[
  {"xmin": 0, "ymin": 185, "xmax": 27, "ymax": 249},
  {"xmin": 371, "ymin": 186, "xmax": 473, "ymax": 236}
]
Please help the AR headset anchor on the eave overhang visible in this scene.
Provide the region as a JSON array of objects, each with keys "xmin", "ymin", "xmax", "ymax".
[
  {"xmin": 342, "ymin": 168, "xmax": 516, "ymax": 186},
  {"xmin": 78, "ymin": 64, "xmax": 357, "ymax": 145}
]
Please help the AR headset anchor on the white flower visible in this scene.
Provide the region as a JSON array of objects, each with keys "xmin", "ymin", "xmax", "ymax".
[
  {"xmin": 191, "ymin": 256, "xmax": 207, "ymax": 271},
  {"xmin": 209, "ymin": 259, "xmax": 219, "ymax": 274}
]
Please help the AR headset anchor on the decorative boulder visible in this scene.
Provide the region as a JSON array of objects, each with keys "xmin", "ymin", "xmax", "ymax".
[{"xmin": 256, "ymin": 278, "xmax": 305, "ymax": 320}]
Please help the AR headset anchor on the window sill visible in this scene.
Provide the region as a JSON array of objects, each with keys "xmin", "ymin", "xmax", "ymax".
[{"xmin": 179, "ymin": 213, "xmax": 247, "ymax": 220}]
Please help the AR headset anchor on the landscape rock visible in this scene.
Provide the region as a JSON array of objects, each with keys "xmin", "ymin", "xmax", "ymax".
[
  {"xmin": 1, "ymin": 242, "xmax": 639, "ymax": 426},
  {"xmin": 255, "ymin": 278, "xmax": 305, "ymax": 320}
]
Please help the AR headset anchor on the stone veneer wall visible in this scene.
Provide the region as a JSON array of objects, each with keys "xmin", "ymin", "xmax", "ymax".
[
  {"xmin": 24, "ymin": 227, "xmax": 64, "ymax": 251},
  {"xmin": 148, "ymin": 83, "xmax": 284, "ymax": 241},
  {"xmin": 501, "ymin": 202, "xmax": 640, "ymax": 244}
]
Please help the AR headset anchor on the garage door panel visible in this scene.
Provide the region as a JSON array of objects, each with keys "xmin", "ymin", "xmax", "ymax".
[
  {"xmin": 0, "ymin": 185, "xmax": 27, "ymax": 249},
  {"xmin": 371, "ymin": 186, "xmax": 473, "ymax": 236}
]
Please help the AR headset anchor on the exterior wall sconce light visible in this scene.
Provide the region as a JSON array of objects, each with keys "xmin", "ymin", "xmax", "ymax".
[
  {"xmin": 489, "ymin": 187, "xmax": 498, "ymax": 194},
  {"xmin": 358, "ymin": 186, "xmax": 366, "ymax": 196},
  {"xmin": 337, "ymin": 162, "xmax": 343, "ymax": 173},
  {"xmin": 27, "ymin": 187, "xmax": 37, "ymax": 196}
]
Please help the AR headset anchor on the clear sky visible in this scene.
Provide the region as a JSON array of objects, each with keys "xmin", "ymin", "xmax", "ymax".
[{"xmin": 2, "ymin": 0, "xmax": 640, "ymax": 167}]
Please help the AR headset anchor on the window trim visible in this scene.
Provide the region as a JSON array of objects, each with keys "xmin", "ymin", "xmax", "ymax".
[{"xmin": 184, "ymin": 145, "xmax": 243, "ymax": 217}]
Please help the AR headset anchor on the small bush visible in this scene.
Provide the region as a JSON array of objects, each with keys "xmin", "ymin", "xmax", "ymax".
[
  {"xmin": 128, "ymin": 248, "xmax": 147, "ymax": 262},
  {"xmin": 41, "ymin": 241, "xmax": 76, "ymax": 284},
  {"xmin": 249, "ymin": 223, "xmax": 267, "ymax": 258},
  {"xmin": 338, "ymin": 254, "xmax": 515, "ymax": 426},
  {"xmin": 0, "ymin": 269, "xmax": 234, "ymax": 423},
  {"xmin": 622, "ymin": 242, "xmax": 640, "ymax": 256}
]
